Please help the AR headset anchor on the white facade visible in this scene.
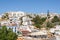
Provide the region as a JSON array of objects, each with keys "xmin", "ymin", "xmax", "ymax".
[
  {"xmin": 0, "ymin": 20, "xmax": 9, "ymax": 26},
  {"xmin": 19, "ymin": 16, "xmax": 33, "ymax": 32},
  {"xmin": 50, "ymin": 28, "xmax": 55, "ymax": 33},
  {"xmin": 0, "ymin": 15, "xmax": 2, "ymax": 19},
  {"xmin": 8, "ymin": 11, "xmax": 25, "ymax": 18},
  {"xmin": 20, "ymin": 25, "xmax": 31, "ymax": 32},
  {"xmin": 0, "ymin": 11, "xmax": 34, "ymax": 33},
  {"xmin": 50, "ymin": 25, "xmax": 60, "ymax": 35},
  {"xmin": 55, "ymin": 25, "xmax": 60, "ymax": 30},
  {"xmin": 7, "ymin": 26, "xmax": 18, "ymax": 33},
  {"xmin": 7, "ymin": 11, "xmax": 26, "ymax": 26},
  {"xmin": 54, "ymin": 25, "xmax": 60, "ymax": 35},
  {"xmin": 22, "ymin": 16, "xmax": 32, "ymax": 25}
]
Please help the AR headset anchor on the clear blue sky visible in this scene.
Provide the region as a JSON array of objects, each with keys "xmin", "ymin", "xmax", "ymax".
[{"xmin": 0, "ymin": 0, "xmax": 60, "ymax": 14}]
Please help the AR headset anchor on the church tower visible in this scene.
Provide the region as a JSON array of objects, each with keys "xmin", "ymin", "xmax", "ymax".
[{"xmin": 47, "ymin": 10, "xmax": 50, "ymax": 19}]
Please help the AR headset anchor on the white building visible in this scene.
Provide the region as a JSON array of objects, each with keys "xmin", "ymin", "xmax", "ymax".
[
  {"xmin": 50, "ymin": 25, "xmax": 60, "ymax": 35},
  {"xmin": 0, "ymin": 20, "xmax": 9, "ymax": 26},
  {"xmin": 22, "ymin": 16, "xmax": 32, "ymax": 25},
  {"xmin": 8, "ymin": 11, "xmax": 25, "ymax": 18},
  {"xmin": 54, "ymin": 25, "xmax": 60, "ymax": 35},
  {"xmin": 0, "ymin": 11, "xmax": 35, "ymax": 34},
  {"xmin": 8, "ymin": 11, "xmax": 26, "ymax": 25},
  {"xmin": 7, "ymin": 26, "xmax": 18, "ymax": 33},
  {"xmin": 0, "ymin": 15, "xmax": 2, "ymax": 20},
  {"xmin": 19, "ymin": 16, "xmax": 33, "ymax": 32}
]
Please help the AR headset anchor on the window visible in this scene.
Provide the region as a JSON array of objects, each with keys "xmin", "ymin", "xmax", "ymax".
[
  {"xmin": 10, "ymin": 22, "xmax": 12, "ymax": 23},
  {"xmin": 15, "ymin": 27, "xmax": 16, "ymax": 32},
  {"xmin": 10, "ymin": 19, "xmax": 12, "ymax": 21}
]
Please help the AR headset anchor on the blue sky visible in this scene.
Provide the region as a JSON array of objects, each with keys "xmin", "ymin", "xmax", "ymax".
[{"xmin": 0, "ymin": 0, "xmax": 60, "ymax": 14}]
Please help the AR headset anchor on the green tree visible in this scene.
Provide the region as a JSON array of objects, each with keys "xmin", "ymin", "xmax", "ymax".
[
  {"xmin": 5, "ymin": 13, "xmax": 9, "ymax": 19},
  {"xmin": 2, "ymin": 13, "xmax": 9, "ymax": 20},
  {"xmin": 0, "ymin": 26, "xmax": 17, "ymax": 40},
  {"xmin": 27, "ymin": 15, "xmax": 32, "ymax": 18},
  {"xmin": 41, "ymin": 17, "xmax": 47, "ymax": 22},
  {"xmin": 51, "ymin": 16, "xmax": 60, "ymax": 23},
  {"xmin": 46, "ymin": 21, "xmax": 55, "ymax": 29},
  {"xmin": 32, "ymin": 15, "xmax": 46, "ymax": 29},
  {"xmin": 19, "ymin": 17, "xmax": 23, "ymax": 25}
]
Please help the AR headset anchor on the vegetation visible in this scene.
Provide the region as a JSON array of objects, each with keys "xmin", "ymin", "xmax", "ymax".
[
  {"xmin": 19, "ymin": 17, "xmax": 23, "ymax": 25},
  {"xmin": 32, "ymin": 15, "xmax": 46, "ymax": 29},
  {"xmin": 2, "ymin": 13, "xmax": 9, "ymax": 20},
  {"xmin": 41, "ymin": 17, "xmax": 47, "ymax": 22},
  {"xmin": 32, "ymin": 14, "xmax": 60, "ymax": 29},
  {"xmin": 46, "ymin": 21, "xmax": 55, "ymax": 29},
  {"xmin": 0, "ymin": 26, "xmax": 17, "ymax": 40},
  {"xmin": 51, "ymin": 16, "xmax": 60, "ymax": 23},
  {"xmin": 27, "ymin": 15, "xmax": 32, "ymax": 18}
]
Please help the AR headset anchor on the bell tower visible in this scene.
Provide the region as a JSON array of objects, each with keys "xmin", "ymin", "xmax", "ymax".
[{"xmin": 47, "ymin": 10, "xmax": 50, "ymax": 19}]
